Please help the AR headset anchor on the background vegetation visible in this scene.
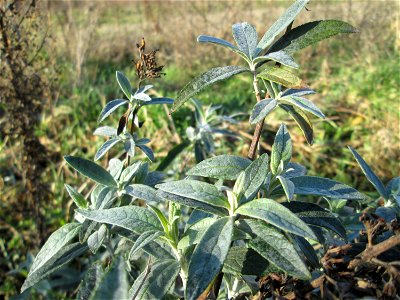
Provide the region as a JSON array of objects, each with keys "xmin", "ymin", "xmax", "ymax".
[{"xmin": 0, "ymin": 0, "xmax": 398, "ymax": 298}]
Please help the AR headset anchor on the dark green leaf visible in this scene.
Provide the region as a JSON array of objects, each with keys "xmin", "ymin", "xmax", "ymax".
[
  {"xmin": 142, "ymin": 97, "xmax": 174, "ymax": 106},
  {"xmin": 282, "ymin": 88, "xmax": 315, "ymax": 97},
  {"xmin": 178, "ymin": 217, "xmax": 216, "ymax": 250},
  {"xmin": 129, "ymin": 231, "xmax": 163, "ymax": 258},
  {"xmin": 223, "ymin": 246, "xmax": 271, "ymax": 276},
  {"xmin": 186, "ymin": 217, "xmax": 233, "ymax": 300},
  {"xmin": 279, "ymin": 103, "xmax": 314, "ymax": 144},
  {"xmin": 171, "ymin": 66, "xmax": 250, "ymax": 113},
  {"xmin": 236, "ymin": 198, "xmax": 316, "ymax": 240},
  {"xmin": 156, "ymin": 141, "xmax": 190, "ymax": 171},
  {"xmin": 258, "ymin": 65, "xmax": 303, "ymax": 88},
  {"xmin": 269, "ymin": 20, "xmax": 357, "ymax": 54},
  {"xmin": 77, "ymin": 262, "xmax": 104, "ymax": 300},
  {"xmin": 64, "ymin": 155, "xmax": 117, "ymax": 187},
  {"xmin": 97, "ymin": 99, "xmax": 128, "ymax": 123},
  {"xmin": 292, "ymin": 235, "xmax": 319, "ymax": 268},
  {"xmin": 187, "ymin": 155, "xmax": 251, "ymax": 180},
  {"xmin": 349, "ymin": 147, "xmax": 388, "ymax": 199},
  {"xmin": 77, "ymin": 206, "xmax": 163, "ymax": 234},
  {"xmin": 254, "ymin": 0, "xmax": 309, "ymax": 56},
  {"xmin": 283, "ymin": 162, "xmax": 307, "ymax": 178},
  {"xmin": 280, "ymin": 95, "xmax": 325, "ymax": 119},
  {"xmin": 124, "ymin": 184, "xmax": 162, "ymax": 203},
  {"xmin": 137, "ymin": 144, "xmax": 154, "ymax": 162},
  {"xmin": 291, "ymin": 176, "xmax": 366, "ymax": 200},
  {"xmin": 65, "ymin": 184, "xmax": 88, "ymax": 209},
  {"xmin": 249, "ymin": 99, "xmax": 278, "ymax": 124}
]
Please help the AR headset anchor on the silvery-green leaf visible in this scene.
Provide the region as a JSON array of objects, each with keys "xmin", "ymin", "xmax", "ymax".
[
  {"xmin": 119, "ymin": 161, "xmax": 141, "ymax": 187},
  {"xmin": 141, "ymin": 97, "xmax": 174, "ymax": 106},
  {"xmin": 21, "ymin": 242, "xmax": 88, "ymax": 292},
  {"xmin": 171, "ymin": 66, "xmax": 250, "ymax": 113},
  {"xmin": 238, "ymin": 153, "xmax": 269, "ymax": 205},
  {"xmin": 124, "ymin": 184, "xmax": 162, "ymax": 203},
  {"xmin": 282, "ymin": 201, "xmax": 347, "ymax": 239},
  {"xmin": 77, "ymin": 206, "xmax": 163, "ymax": 234},
  {"xmin": 258, "ymin": 65, "xmax": 303, "ymax": 88},
  {"xmin": 277, "ymin": 175, "xmax": 295, "ymax": 201},
  {"xmin": 186, "ymin": 209, "xmax": 214, "ymax": 230},
  {"xmin": 108, "ymin": 158, "xmax": 124, "ymax": 180},
  {"xmin": 238, "ymin": 219, "xmax": 310, "ymax": 279},
  {"xmin": 187, "ymin": 155, "xmax": 251, "ymax": 180},
  {"xmin": 222, "ymin": 246, "xmax": 272, "ymax": 276},
  {"xmin": 279, "ymin": 103, "xmax": 314, "ymax": 144},
  {"xmin": 144, "ymin": 171, "xmax": 164, "ymax": 187},
  {"xmin": 178, "ymin": 217, "xmax": 216, "ymax": 250},
  {"xmin": 94, "ymin": 126, "xmax": 117, "ymax": 137},
  {"xmin": 249, "ymin": 99, "xmax": 278, "ymax": 124},
  {"xmin": 386, "ymin": 177, "xmax": 400, "ymax": 205},
  {"xmin": 88, "ymin": 224, "xmax": 107, "ymax": 254},
  {"xmin": 94, "ymin": 186, "xmax": 117, "ymax": 209},
  {"xmin": 156, "ymin": 180, "xmax": 230, "ymax": 209},
  {"xmin": 130, "ymin": 260, "xmax": 180, "ymax": 300},
  {"xmin": 281, "ymin": 88, "xmax": 315, "ymax": 97},
  {"xmin": 77, "ymin": 262, "xmax": 104, "ymax": 300},
  {"xmin": 254, "ymin": 51, "xmax": 299, "ymax": 69},
  {"xmin": 90, "ymin": 256, "xmax": 128, "ymax": 300},
  {"xmin": 236, "ymin": 198, "xmax": 316, "ymax": 240},
  {"xmin": 132, "ymin": 92, "xmax": 152, "ymax": 102},
  {"xmin": 136, "ymin": 85, "xmax": 153, "ymax": 94},
  {"xmin": 291, "ymin": 176, "xmax": 366, "ymax": 200},
  {"xmin": 186, "ymin": 216, "xmax": 233, "ymax": 300},
  {"xmin": 232, "ymin": 22, "xmax": 258, "ymax": 58},
  {"xmin": 254, "ymin": 0, "xmax": 309, "ymax": 56},
  {"xmin": 269, "ymin": 20, "xmax": 358, "ymax": 54},
  {"xmin": 124, "ymin": 140, "xmax": 135, "ymax": 157},
  {"xmin": 129, "ymin": 231, "xmax": 163, "ymax": 258},
  {"xmin": 280, "ymin": 95, "xmax": 325, "ymax": 119},
  {"xmin": 349, "ymin": 146, "xmax": 388, "ymax": 199},
  {"xmin": 197, "ymin": 35, "xmax": 249, "ymax": 62},
  {"xmin": 283, "ymin": 162, "xmax": 307, "ymax": 178},
  {"xmin": 116, "ymin": 71, "xmax": 133, "ymax": 100},
  {"xmin": 137, "ymin": 144, "xmax": 154, "ymax": 162},
  {"xmin": 64, "ymin": 156, "xmax": 117, "ymax": 187},
  {"xmin": 98, "ymin": 99, "xmax": 128, "ymax": 124},
  {"xmin": 271, "ymin": 124, "xmax": 292, "ymax": 175},
  {"xmin": 65, "ymin": 184, "xmax": 88, "ymax": 209},
  {"xmin": 135, "ymin": 162, "xmax": 149, "ymax": 184},
  {"xmin": 94, "ymin": 138, "xmax": 120, "ymax": 161}
]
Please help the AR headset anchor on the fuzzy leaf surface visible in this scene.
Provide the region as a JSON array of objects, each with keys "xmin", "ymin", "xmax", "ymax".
[
  {"xmin": 94, "ymin": 138, "xmax": 120, "ymax": 161},
  {"xmin": 232, "ymin": 22, "xmax": 258, "ymax": 57},
  {"xmin": 65, "ymin": 184, "xmax": 88, "ymax": 209},
  {"xmin": 280, "ymin": 95, "xmax": 325, "ymax": 119},
  {"xmin": 254, "ymin": 51, "xmax": 298, "ymax": 68},
  {"xmin": 271, "ymin": 123, "xmax": 292, "ymax": 174},
  {"xmin": 97, "ymin": 99, "xmax": 128, "ymax": 123},
  {"xmin": 258, "ymin": 65, "xmax": 302, "ymax": 88},
  {"xmin": 116, "ymin": 71, "xmax": 133, "ymax": 99},
  {"xmin": 124, "ymin": 184, "xmax": 162, "ymax": 203},
  {"xmin": 250, "ymin": 99, "xmax": 278, "ymax": 124},
  {"xmin": 279, "ymin": 103, "xmax": 314, "ymax": 144}
]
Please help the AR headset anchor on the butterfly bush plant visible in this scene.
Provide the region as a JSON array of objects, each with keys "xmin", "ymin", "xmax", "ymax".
[{"xmin": 21, "ymin": 0, "xmax": 399, "ymax": 299}]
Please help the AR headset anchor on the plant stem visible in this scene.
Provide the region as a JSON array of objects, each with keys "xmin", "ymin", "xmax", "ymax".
[{"xmin": 247, "ymin": 72, "xmax": 264, "ymax": 160}]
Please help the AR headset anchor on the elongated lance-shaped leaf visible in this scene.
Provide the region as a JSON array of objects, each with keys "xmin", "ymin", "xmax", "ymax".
[
  {"xmin": 171, "ymin": 66, "xmax": 250, "ymax": 113},
  {"xmin": 64, "ymin": 155, "xmax": 117, "ymax": 187},
  {"xmin": 97, "ymin": 99, "xmax": 128, "ymax": 123},
  {"xmin": 132, "ymin": 92, "xmax": 151, "ymax": 102},
  {"xmin": 141, "ymin": 97, "xmax": 174, "ymax": 106},
  {"xmin": 88, "ymin": 224, "xmax": 107, "ymax": 254},
  {"xmin": 279, "ymin": 103, "xmax": 314, "ymax": 144},
  {"xmin": 137, "ymin": 144, "xmax": 155, "ymax": 162},
  {"xmin": 65, "ymin": 184, "xmax": 88, "ymax": 209},
  {"xmin": 178, "ymin": 217, "xmax": 216, "ymax": 250},
  {"xmin": 124, "ymin": 184, "xmax": 162, "ymax": 203},
  {"xmin": 21, "ymin": 242, "xmax": 88, "ymax": 292},
  {"xmin": 91, "ymin": 256, "xmax": 128, "ymax": 300},
  {"xmin": 282, "ymin": 88, "xmax": 315, "ymax": 97},
  {"xmin": 77, "ymin": 206, "xmax": 163, "ymax": 234},
  {"xmin": 77, "ymin": 262, "xmax": 105, "ymax": 300},
  {"xmin": 156, "ymin": 180, "xmax": 230, "ymax": 209},
  {"xmin": 250, "ymin": 98, "xmax": 278, "ymax": 124},
  {"xmin": 232, "ymin": 22, "xmax": 258, "ymax": 58},
  {"xmin": 94, "ymin": 138, "xmax": 120, "ymax": 161},
  {"xmin": 236, "ymin": 198, "xmax": 316, "ymax": 240},
  {"xmin": 348, "ymin": 147, "xmax": 388, "ymax": 199},
  {"xmin": 277, "ymin": 175, "xmax": 295, "ymax": 201},
  {"xmin": 254, "ymin": 0, "xmax": 309, "ymax": 56},
  {"xmin": 292, "ymin": 235, "xmax": 320, "ymax": 268},
  {"xmin": 269, "ymin": 20, "xmax": 357, "ymax": 54},
  {"xmin": 129, "ymin": 231, "xmax": 164, "ymax": 259},
  {"xmin": 271, "ymin": 123, "xmax": 292, "ymax": 175},
  {"xmin": 24, "ymin": 223, "xmax": 81, "ymax": 283},
  {"xmin": 291, "ymin": 176, "xmax": 366, "ymax": 200},
  {"xmin": 186, "ymin": 216, "xmax": 234, "ymax": 300},
  {"xmin": 156, "ymin": 141, "xmax": 190, "ymax": 171},
  {"xmin": 281, "ymin": 201, "xmax": 346, "ymax": 239},
  {"xmin": 238, "ymin": 219, "xmax": 310, "ymax": 279},
  {"xmin": 254, "ymin": 51, "xmax": 299, "ymax": 69},
  {"xmin": 258, "ymin": 65, "xmax": 303, "ymax": 88},
  {"xmin": 237, "ymin": 153, "xmax": 269, "ymax": 205},
  {"xmin": 187, "ymin": 155, "xmax": 251, "ymax": 180},
  {"xmin": 116, "ymin": 71, "xmax": 133, "ymax": 100},
  {"xmin": 280, "ymin": 95, "xmax": 325, "ymax": 119},
  {"xmin": 129, "ymin": 260, "xmax": 180, "ymax": 300},
  {"xmin": 197, "ymin": 35, "xmax": 249, "ymax": 62},
  {"xmin": 94, "ymin": 126, "xmax": 117, "ymax": 137},
  {"xmin": 109, "ymin": 158, "xmax": 124, "ymax": 179}
]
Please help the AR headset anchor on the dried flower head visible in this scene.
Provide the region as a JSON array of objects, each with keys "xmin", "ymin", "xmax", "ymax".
[{"xmin": 134, "ymin": 37, "xmax": 165, "ymax": 80}]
